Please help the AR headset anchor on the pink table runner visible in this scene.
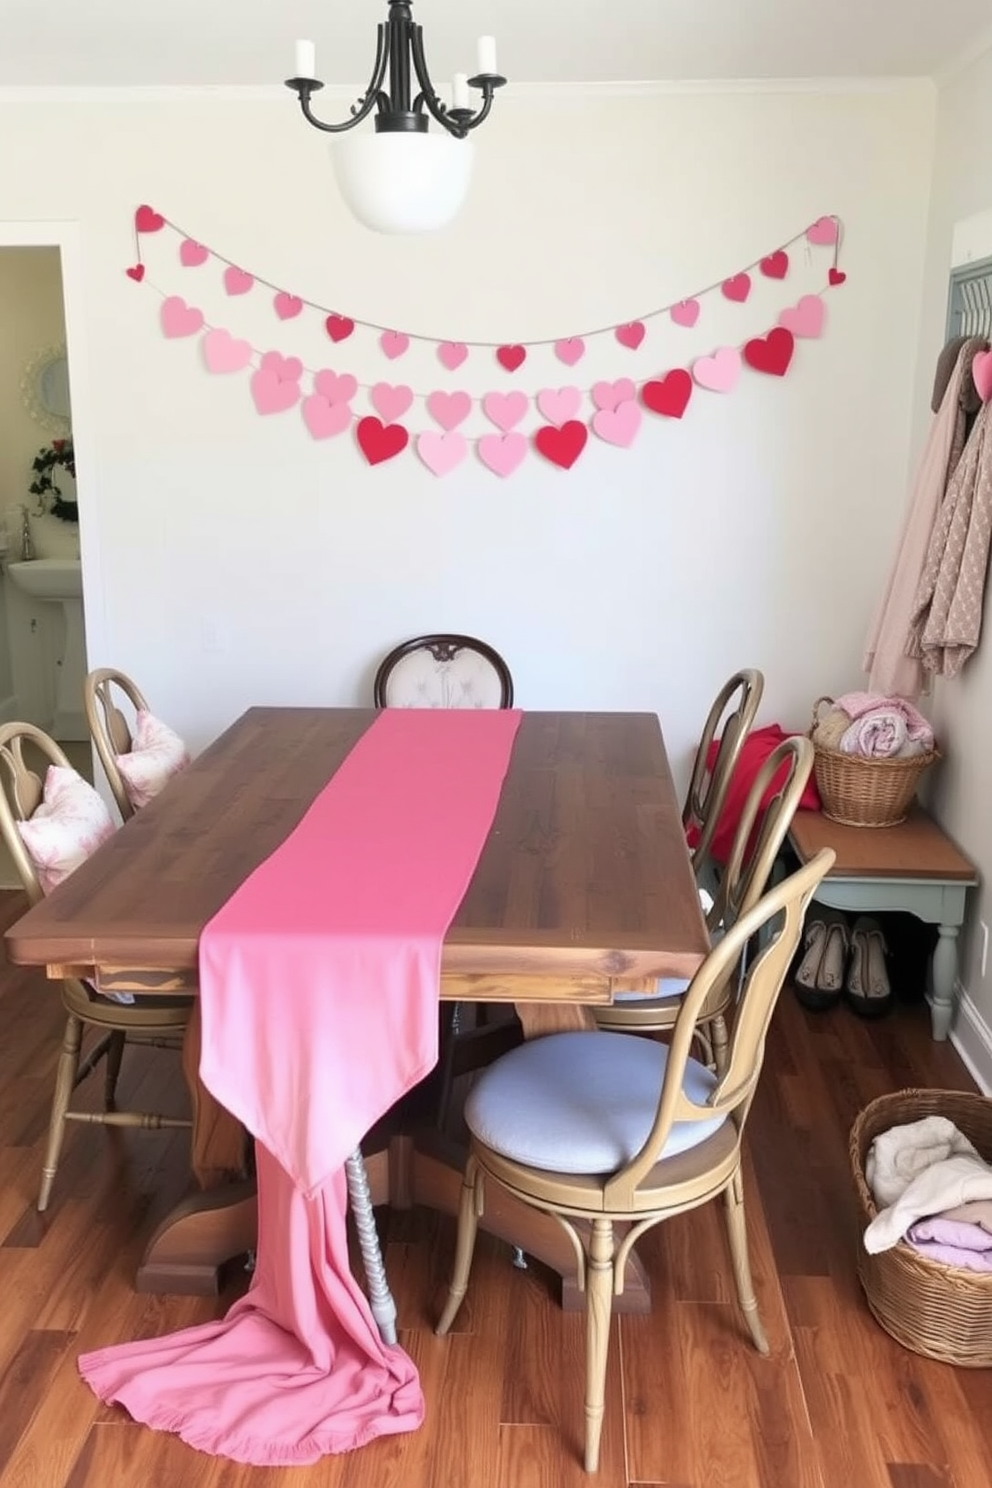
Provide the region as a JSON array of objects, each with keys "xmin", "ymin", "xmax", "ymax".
[{"xmin": 79, "ymin": 707, "xmax": 522, "ymax": 1464}]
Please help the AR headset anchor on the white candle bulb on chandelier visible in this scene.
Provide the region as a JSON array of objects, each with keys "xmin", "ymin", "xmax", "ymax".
[{"xmin": 294, "ymin": 39, "xmax": 316, "ymax": 78}]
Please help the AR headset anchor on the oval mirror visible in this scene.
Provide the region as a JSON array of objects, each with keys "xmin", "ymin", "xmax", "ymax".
[{"xmin": 20, "ymin": 344, "xmax": 72, "ymax": 432}]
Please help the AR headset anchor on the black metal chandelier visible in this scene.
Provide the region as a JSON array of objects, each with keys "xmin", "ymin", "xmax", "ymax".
[{"xmin": 285, "ymin": 2, "xmax": 506, "ymax": 232}]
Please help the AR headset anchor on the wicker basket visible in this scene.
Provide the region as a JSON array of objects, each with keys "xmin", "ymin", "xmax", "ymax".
[
  {"xmin": 809, "ymin": 696, "xmax": 939, "ymax": 828},
  {"xmin": 850, "ymin": 1088, "xmax": 992, "ymax": 1366}
]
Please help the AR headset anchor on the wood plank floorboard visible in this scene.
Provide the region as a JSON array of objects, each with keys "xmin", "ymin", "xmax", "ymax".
[{"xmin": 1, "ymin": 886, "xmax": 991, "ymax": 1487}]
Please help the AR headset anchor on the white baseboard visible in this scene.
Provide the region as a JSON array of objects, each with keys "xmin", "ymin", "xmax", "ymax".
[{"xmin": 950, "ymin": 983, "xmax": 992, "ymax": 1095}]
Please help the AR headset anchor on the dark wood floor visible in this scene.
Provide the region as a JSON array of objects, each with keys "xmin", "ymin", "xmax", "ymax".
[{"xmin": 1, "ymin": 886, "xmax": 990, "ymax": 1488}]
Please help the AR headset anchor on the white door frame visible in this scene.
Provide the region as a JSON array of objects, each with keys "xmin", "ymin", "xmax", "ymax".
[{"xmin": 0, "ymin": 219, "xmax": 106, "ymax": 667}]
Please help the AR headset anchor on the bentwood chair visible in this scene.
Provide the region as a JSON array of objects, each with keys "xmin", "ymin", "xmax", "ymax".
[
  {"xmin": 684, "ymin": 669, "xmax": 764, "ymax": 882},
  {"xmin": 83, "ymin": 667, "xmax": 151, "ymax": 822},
  {"xmin": 594, "ymin": 736, "xmax": 814, "ymax": 1070},
  {"xmin": 436, "ymin": 848, "xmax": 834, "ymax": 1472},
  {"xmin": 0, "ymin": 721, "xmax": 193, "ymax": 1211},
  {"xmin": 373, "ymin": 633, "xmax": 514, "ymax": 709}
]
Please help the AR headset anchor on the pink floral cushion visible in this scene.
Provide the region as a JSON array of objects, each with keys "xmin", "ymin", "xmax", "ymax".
[
  {"xmin": 17, "ymin": 765, "xmax": 115, "ymax": 895},
  {"xmin": 115, "ymin": 710, "xmax": 190, "ymax": 810}
]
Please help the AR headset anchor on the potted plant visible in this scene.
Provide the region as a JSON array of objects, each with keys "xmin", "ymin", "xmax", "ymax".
[{"xmin": 29, "ymin": 438, "xmax": 77, "ymax": 522}]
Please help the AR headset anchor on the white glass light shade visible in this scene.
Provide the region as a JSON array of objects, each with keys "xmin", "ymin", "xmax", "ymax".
[{"xmin": 331, "ymin": 130, "xmax": 474, "ymax": 234}]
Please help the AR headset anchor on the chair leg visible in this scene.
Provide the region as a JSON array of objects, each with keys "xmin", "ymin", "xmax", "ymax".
[
  {"xmin": 584, "ymin": 1217, "xmax": 615, "ymax": 1473},
  {"xmin": 723, "ymin": 1168, "xmax": 768, "ymax": 1354},
  {"xmin": 38, "ymin": 1015, "xmax": 83, "ymax": 1213},
  {"xmin": 436, "ymin": 1154, "xmax": 482, "ymax": 1336},
  {"xmin": 103, "ymin": 1031, "xmax": 126, "ymax": 1109},
  {"xmin": 344, "ymin": 1146, "xmax": 397, "ymax": 1346},
  {"xmin": 710, "ymin": 1013, "xmax": 730, "ymax": 1075}
]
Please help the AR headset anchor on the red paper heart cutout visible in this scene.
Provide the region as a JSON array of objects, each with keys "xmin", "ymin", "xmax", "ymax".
[
  {"xmin": 135, "ymin": 205, "xmax": 165, "ymax": 233},
  {"xmin": 744, "ymin": 327, "xmax": 795, "ymax": 377},
  {"xmin": 828, "ymin": 267, "xmax": 847, "ymax": 287},
  {"xmin": 325, "ymin": 315, "xmax": 355, "ymax": 343},
  {"xmin": 641, "ymin": 369, "xmax": 692, "ymax": 420},
  {"xmin": 125, "ymin": 263, "xmax": 145, "ymax": 282},
  {"xmin": 760, "ymin": 250, "xmax": 789, "ymax": 280},
  {"xmin": 497, "ymin": 344, "xmax": 526, "ymax": 372},
  {"xmin": 722, "ymin": 273, "xmax": 751, "ymax": 303},
  {"xmin": 356, "ymin": 416, "xmax": 409, "ymax": 466},
  {"xmin": 534, "ymin": 420, "xmax": 588, "ymax": 469}
]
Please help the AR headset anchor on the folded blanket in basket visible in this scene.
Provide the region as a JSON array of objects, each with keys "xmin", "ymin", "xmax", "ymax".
[
  {"xmin": 838, "ymin": 710, "xmax": 929, "ymax": 760},
  {"xmin": 865, "ymin": 1152, "xmax": 992, "ymax": 1253},
  {"xmin": 865, "ymin": 1115, "xmax": 978, "ymax": 1208},
  {"xmin": 835, "ymin": 691, "xmax": 935, "ymax": 749},
  {"xmin": 906, "ymin": 1216, "xmax": 992, "ymax": 1272}
]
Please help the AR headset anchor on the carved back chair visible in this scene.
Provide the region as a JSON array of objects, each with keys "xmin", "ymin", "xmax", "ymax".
[
  {"xmin": 683, "ymin": 669, "xmax": 764, "ymax": 880},
  {"xmin": 83, "ymin": 667, "xmax": 150, "ymax": 822},
  {"xmin": 373, "ymin": 634, "xmax": 514, "ymax": 710}
]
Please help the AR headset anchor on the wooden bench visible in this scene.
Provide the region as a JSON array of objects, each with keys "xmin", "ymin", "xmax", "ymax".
[{"xmin": 788, "ymin": 809, "xmax": 979, "ymax": 1041}]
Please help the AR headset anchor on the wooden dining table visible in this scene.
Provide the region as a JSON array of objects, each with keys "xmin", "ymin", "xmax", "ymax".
[{"xmin": 5, "ymin": 707, "xmax": 708, "ymax": 1314}]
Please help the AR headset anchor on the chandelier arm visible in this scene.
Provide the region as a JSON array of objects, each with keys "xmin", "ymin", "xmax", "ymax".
[
  {"xmin": 290, "ymin": 24, "xmax": 390, "ymax": 133},
  {"xmin": 408, "ymin": 25, "xmax": 467, "ymax": 139},
  {"xmin": 460, "ymin": 85, "xmax": 497, "ymax": 133}
]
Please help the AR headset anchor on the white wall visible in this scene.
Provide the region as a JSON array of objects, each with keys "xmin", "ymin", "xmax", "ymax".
[
  {"xmin": 0, "ymin": 83, "xmax": 934, "ymax": 789},
  {"xmin": 907, "ymin": 43, "xmax": 992, "ymax": 1073}
]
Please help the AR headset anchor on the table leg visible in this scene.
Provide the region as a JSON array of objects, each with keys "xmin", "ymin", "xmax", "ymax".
[{"xmin": 930, "ymin": 924, "xmax": 959, "ymax": 1042}]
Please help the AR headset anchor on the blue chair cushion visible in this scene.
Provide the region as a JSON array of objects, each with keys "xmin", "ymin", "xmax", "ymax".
[{"xmin": 464, "ymin": 1030, "xmax": 726, "ymax": 1176}]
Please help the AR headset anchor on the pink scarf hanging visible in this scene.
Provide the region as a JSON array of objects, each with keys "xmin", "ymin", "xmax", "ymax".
[{"xmin": 79, "ymin": 707, "xmax": 522, "ymax": 1465}]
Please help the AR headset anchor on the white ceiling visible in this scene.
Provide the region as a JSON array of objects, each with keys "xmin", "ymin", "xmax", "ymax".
[{"xmin": 0, "ymin": 0, "xmax": 989, "ymax": 87}]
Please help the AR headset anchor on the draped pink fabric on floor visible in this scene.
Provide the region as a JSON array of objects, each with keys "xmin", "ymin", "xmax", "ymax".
[{"xmin": 79, "ymin": 707, "xmax": 522, "ymax": 1465}]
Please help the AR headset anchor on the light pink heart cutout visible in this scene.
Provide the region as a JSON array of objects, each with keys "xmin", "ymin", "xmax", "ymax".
[
  {"xmin": 438, "ymin": 341, "xmax": 468, "ymax": 370},
  {"xmin": 615, "ymin": 322, "xmax": 646, "ymax": 350},
  {"xmin": 807, "ymin": 216, "xmax": 839, "ymax": 246},
  {"xmin": 371, "ymin": 382, "xmax": 414, "ymax": 423},
  {"xmin": 302, "ymin": 395, "xmax": 352, "ymax": 440},
  {"xmin": 314, "ymin": 369, "xmax": 357, "ymax": 405},
  {"xmin": 536, "ymin": 386, "xmax": 582, "ymax": 426},
  {"xmin": 591, "ymin": 378, "xmax": 636, "ymax": 413},
  {"xmin": 251, "ymin": 368, "xmax": 301, "ymax": 415},
  {"xmin": 692, "ymin": 347, "xmax": 742, "ymax": 394},
  {"xmin": 478, "ymin": 432, "xmax": 528, "ymax": 477},
  {"xmin": 972, "ymin": 350, "xmax": 992, "ymax": 404},
  {"xmin": 224, "ymin": 266, "xmax": 254, "ymax": 296},
  {"xmin": 179, "ymin": 239, "xmax": 209, "ymax": 267},
  {"xmin": 203, "ymin": 329, "xmax": 253, "ymax": 374},
  {"xmin": 671, "ymin": 299, "xmax": 700, "ymax": 329},
  {"xmin": 417, "ymin": 431, "xmax": 468, "ymax": 477},
  {"xmin": 592, "ymin": 399, "xmax": 642, "ymax": 448},
  {"xmin": 426, "ymin": 390, "xmax": 472, "ymax": 431},
  {"xmin": 260, "ymin": 350, "xmax": 303, "ymax": 382},
  {"xmin": 554, "ymin": 338, "xmax": 585, "ymax": 366},
  {"xmin": 778, "ymin": 294, "xmax": 826, "ymax": 340},
  {"xmin": 380, "ymin": 330, "xmax": 410, "ymax": 360},
  {"xmin": 160, "ymin": 295, "xmax": 204, "ymax": 338},
  {"xmin": 482, "ymin": 390, "xmax": 529, "ymax": 432},
  {"xmin": 274, "ymin": 292, "xmax": 303, "ymax": 320}
]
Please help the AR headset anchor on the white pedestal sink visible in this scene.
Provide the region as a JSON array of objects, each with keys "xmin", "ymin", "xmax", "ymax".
[{"xmin": 7, "ymin": 559, "xmax": 86, "ymax": 739}]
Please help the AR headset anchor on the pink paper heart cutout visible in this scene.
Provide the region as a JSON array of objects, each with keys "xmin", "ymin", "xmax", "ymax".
[
  {"xmin": 554, "ymin": 338, "xmax": 585, "ymax": 366},
  {"xmin": 536, "ymin": 386, "xmax": 582, "ymax": 426},
  {"xmin": 497, "ymin": 344, "xmax": 526, "ymax": 372},
  {"xmin": 371, "ymin": 382, "xmax": 414, "ymax": 423},
  {"xmin": 314, "ymin": 369, "xmax": 358, "ymax": 406},
  {"xmin": 260, "ymin": 350, "xmax": 303, "ymax": 382},
  {"xmin": 438, "ymin": 341, "xmax": 468, "ymax": 370},
  {"xmin": 203, "ymin": 329, "xmax": 253, "ymax": 374},
  {"xmin": 224, "ymin": 266, "xmax": 254, "ymax": 296},
  {"xmin": 478, "ymin": 432, "xmax": 528, "ymax": 477},
  {"xmin": 778, "ymin": 294, "xmax": 826, "ymax": 340},
  {"xmin": 251, "ymin": 368, "xmax": 301, "ymax": 416},
  {"xmin": 380, "ymin": 330, "xmax": 410, "ymax": 360},
  {"xmin": 592, "ymin": 399, "xmax": 642, "ymax": 448},
  {"xmin": 973, "ymin": 350, "xmax": 992, "ymax": 404},
  {"xmin": 482, "ymin": 391, "xmax": 529, "ymax": 432},
  {"xmin": 274, "ymin": 292, "xmax": 303, "ymax": 320},
  {"xmin": 807, "ymin": 216, "xmax": 839, "ymax": 246},
  {"xmin": 356, "ymin": 417, "xmax": 409, "ymax": 466},
  {"xmin": 615, "ymin": 322, "xmax": 645, "ymax": 351},
  {"xmin": 160, "ymin": 295, "xmax": 204, "ymax": 339},
  {"xmin": 125, "ymin": 264, "xmax": 145, "ymax": 282},
  {"xmin": 135, "ymin": 205, "xmax": 165, "ymax": 233},
  {"xmin": 417, "ymin": 431, "xmax": 468, "ymax": 477},
  {"xmin": 722, "ymin": 274, "xmax": 751, "ymax": 304},
  {"xmin": 671, "ymin": 299, "xmax": 700, "ymax": 329},
  {"xmin": 302, "ymin": 395, "xmax": 352, "ymax": 440},
  {"xmin": 591, "ymin": 378, "xmax": 636, "ymax": 413},
  {"xmin": 692, "ymin": 347, "xmax": 742, "ymax": 394},
  {"xmin": 179, "ymin": 239, "xmax": 209, "ymax": 267},
  {"xmin": 426, "ymin": 390, "xmax": 472, "ymax": 431},
  {"xmin": 326, "ymin": 315, "xmax": 355, "ymax": 343}
]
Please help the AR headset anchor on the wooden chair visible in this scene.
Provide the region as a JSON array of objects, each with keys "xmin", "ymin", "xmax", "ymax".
[
  {"xmin": 436, "ymin": 847, "xmax": 835, "ymax": 1472},
  {"xmin": 683, "ymin": 669, "xmax": 764, "ymax": 880},
  {"xmin": 594, "ymin": 736, "xmax": 814, "ymax": 1070},
  {"xmin": 373, "ymin": 634, "xmax": 514, "ymax": 709},
  {"xmin": 0, "ymin": 721, "xmax": 193, "ymax": 1211},
  {"xmin": 82, "ymin": 666, "xmax": 150, "ymax": 822}
]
